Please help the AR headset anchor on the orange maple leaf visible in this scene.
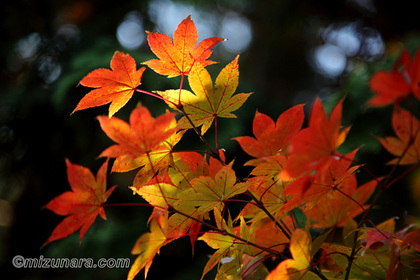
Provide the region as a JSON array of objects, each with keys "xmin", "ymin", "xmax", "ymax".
[
  {"xmin": 143, "ymin": 15, "xmax": 225, "ymax": 78},
  {"xmin": 73, "ymin": 51, "xmax": 146, "ymax": 117},
  {"xmin": 247, "ymin": 216, "xmax": 294, "ymax": 255},
  {"xmin": 43, "ymin": 159, "xmax": 116, "ymax": 246},
  {"xmin": 378, "ymin": 106, "xmax": 420, "ymax": 165},
  {"xmin": 369, "ymin": 48, "xmax": 420, "ymax": 106},
  {"xmin": 111, "ymin": 121, "xmax": 186, "ymax": 189},
  {"xmin": 281, "ymin": 98, "xmax": 350, "ymax": 179},
  {"xmin": 234, "ymin": 105, "xmax": 304, "ymax": 166},
  {"xmin": 160, "ymin": 55, "xmax": 252, "ymax": 134},
  {"xmin": 97, "ymin": 105, "xmax": 177, "ymax": 161},
  {"xmin": 239, "ymin": 176, "xmax": 289, "ymax": 222},
  {"xmin": 282, "ymin": 150, "xmax": 360, "ymax": 212},
  {"xmin": 304, "ymin": 178, "xmax": 376, "ymax": 228},
  {"xmin": 266, "ymin": 229, "xmax": 317, "ymax": 280}
]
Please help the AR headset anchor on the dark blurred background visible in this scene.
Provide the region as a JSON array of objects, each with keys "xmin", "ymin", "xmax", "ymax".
[{"xmin": 1, "ymin": 0, "xmax": 420, "ymax": 279}]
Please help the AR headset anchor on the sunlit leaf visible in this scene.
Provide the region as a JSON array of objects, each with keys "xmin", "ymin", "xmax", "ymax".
[
  {"xmin": 266, "ymin": 229, "xmax": 318, "ymax": 280},
  {"xmin": 281, "ymin": 98, "xmax": 350, "ymax": 179},
  {"xmin": 159, "ymin": 55, "xmax": 251, "ymax": 134},
  {"xmin": 143, "ymin": 15, "xmax": 224, "ymax": 78},
  {"xmin": 74, "ymin": 51, "xmax": 146, "ymax": 117}
]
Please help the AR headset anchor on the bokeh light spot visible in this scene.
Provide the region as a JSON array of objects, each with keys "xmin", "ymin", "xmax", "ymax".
[
  {"xmin": 117, "ymin": 12, "xmax": 145, "ymax": 50},
  {"xmin": 313, "ymin": 44, "xmax": 347, "ymax": 77},
  {"xmin": 219, "ymin": 13, "xmax": 253, "ymax": 54}
]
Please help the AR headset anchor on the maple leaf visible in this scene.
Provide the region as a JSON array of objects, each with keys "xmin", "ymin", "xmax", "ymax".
[
  {"xmin": 116, "ymin": 128, "xmax": 189, "ymax": 189},
  {"xmin": 73, "ymin": 51, "xmax": 146, "ymax": 117},
  {"xmin": 143, "ymin": 15, "xmax": 225, "ymax": 78},
  {"xmin": 352, "ymin": 219, "xmax": 420, "ymax": 280},
  {"xmin": 281, "ymin": 98, "xmax": 350, "ymax": 179},
  {"xmin": 250, "ymin": 154, "xmax": 287, "ymax": 178},
  {"xmin": 266, "ymin": 229, "xmax": 318, "ymax": 280},
  {"xmin": 97, "ymin": 105, "xmax": 177, "ymax": 163},
  {"xmin": 369, "ymin": 48, "xmax": 420, "ymax": 106},
  {"xmin": 130, "ymin": 153, "xmax": 208, "ymax": 253},
  {"xmin": 132, "ymin": 174, "xmax": 205, "ymax": 252},
  {"xmin": 107, "ymin": 109, "xmax": 205, "ymax": 191},
  {"xmin": 167, "ymin": 151, "xmax": 209, "ymax": 190},
  {"xmin": 165, "ymin": 207, "xmax": 203, "ymax": 246},
  {"xmin": 234, "ymin": 105, "xmax": 304, "ymax": 166},
  {"xmin": 43, "ymin": 159, "xmax": 115, "ymax": 246},
  {"xmin": 358, "ymin": 218, "xmax": 397, "ymax": 255},
  {"xmin": 239, "ymin": 176, "xmax": 289, "ymax": 222},
  {"xmin": 131, "ymin": 155, "xmax": 203, "ymax": 204},
  {"xmin": 159, "ymin": 55, "xmax": 252, "ymax": 134},
  {"xmin": 320, "ymin": 243, "xmax": 390, "ymax": 279},
  {"xmin": 400, "ymin": 229, "xmax": 420, "ymax": 252},
  {"xmin": 128, "ymin": 211, "xmax": 168, "ymax": 280},
  {"xmin": 282, "ymin": 150, "xmax": 360, "ymax": 212},
  {"xmin": 378, "ymin": 106, "xmax": 420, "ymax": 165},
  {"xmin": 198, "ymin": 210, "xmax": 244, "ymax": 280},
  {"xmin": 198, "ymin": 231, "xmax": 235, "ymax": 280},
  {"xmin": 248, "ymin": 216, "xmax": 294, "ymax": 255},
  {"xmin": 176, "ymin": 165, "xmax": 248, "ymax": 215},
  {"xmin": 133, "ymin": 182, "xmax": 180, "ymax": 209},
  {"xmin": 359, "ymin": 218, "xmax": 420, "ymax": 255},
  {"xmin": 303, "ymin": 178, "xmax": 376, "ymax": 228},
  {"xmin": 215, "ymin": 253, "xmax": 269, "ymax": 280}
]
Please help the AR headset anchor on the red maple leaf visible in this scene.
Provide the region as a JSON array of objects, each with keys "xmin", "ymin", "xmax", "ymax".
[
  {"xmin": 282, "ymin": 150, "xmax": 361, "ymax": 213},
  {"xmin": 43, "ymin": 159, "xmax": 116, "ymax": 246},
  {"xmin": 234, "ymin": 104, "xmax": 304, "ymax": 165},
  {"xmin": 369, "ymin": 48, "xmax": 420, "ymax": 106},
  {"xmin": 73, "ymin": 51, "xmax": 146, "ymax": 117},
  {"xmin": 281, "ymin": 98, "xmax": 350, "ymax": 179}
]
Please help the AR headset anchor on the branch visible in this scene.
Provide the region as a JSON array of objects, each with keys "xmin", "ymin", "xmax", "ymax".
[
  {"xmin": 169, "ymin": 206, "xmax": 285, "ymax": 258},
  {"xmin": 246, "ymin": 190, "xmax": 292, "ymax": 240},
  {"xmin": 311, "ymin": 267, "xmax": 329, "ymax": 280},
  {"xmin": 135, "ymin": 88, "xmax": 177, "ymax": 107},
  {"xmin": 343, "ymin": 138, "xmax": 415, "ymax": 280},
  {"xmin": 173, "ymin": 71, "xmax": 293, "ymax": 243},
  {"xmin": 177, "ymin": 104, "xmax": 220, "ymax": 159}
]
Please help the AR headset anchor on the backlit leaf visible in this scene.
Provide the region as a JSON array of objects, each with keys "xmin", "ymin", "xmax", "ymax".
[
  {"xmin": 98, "ymin": 105, "xmax": 177, "ymax": 163},
  {"xmin": 159, "ymin": 55, "xmax": 251, "ymax": 134},
  {"xmin": 234, "ymin": 105, "xmax": 304, "ymax": 165},
  {"xmin": 369, "ymin": 48, "xmax": 420, "ymax": 106},
  {"xmin": 198, "ymin": 232, "xmax": 235, "ymax": 280},
  {"xmin": 176, "ymin": 165, "xmax": 248, "ymax": 215},
  {"xmin": 143, "ymin": 15, "xmax": 224, "ymax": 78},
  {"xmin": 281, "ymin": 98, "xmax": 350, "ymax": 179},
  {"xmin": 128, "ymin": 212, "xmax": 167, "ymax": 280},
  {"xmin": 266, "ymin": 229, "xmax": 318, "ymax": 280},
  {"xmin": 378, "ymin": 106, "xmax": 420, "ymax": 164},
  {"xmin": 43, "ymin": 159, "xmax": 115, "ymax": 246},
  {"xmin": 74, "ymin": 51, "xmax": 146, "ymax": 117}
]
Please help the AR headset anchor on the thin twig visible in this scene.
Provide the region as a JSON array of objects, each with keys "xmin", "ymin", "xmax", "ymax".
[{"xmin": 169, "ymin": 206, "xmax": 284, "ymax": 258}]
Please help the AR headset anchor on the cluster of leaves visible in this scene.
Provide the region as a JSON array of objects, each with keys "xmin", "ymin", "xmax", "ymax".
[{"xmin": 44, "ymin": 15, "xmax": 420, "ymax": 279}]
